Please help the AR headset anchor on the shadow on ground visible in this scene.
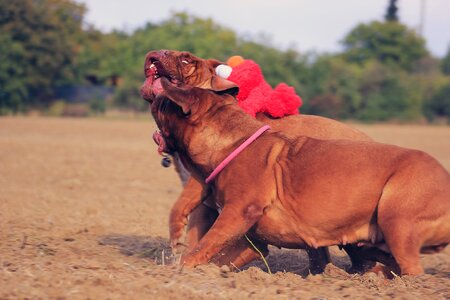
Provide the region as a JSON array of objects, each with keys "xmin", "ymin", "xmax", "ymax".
[
  {"xmin": 99, "ymin": 234, "xmax": 174, "ymax": 264},
  {"xmin": 98, "ymin": 234, "xmax": 353, "ymax": 278}
]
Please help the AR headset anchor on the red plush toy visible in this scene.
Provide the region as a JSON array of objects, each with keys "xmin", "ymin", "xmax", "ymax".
[{"xmin": 215, "ymin": 56, "xmax": 302, "ymax": 118}]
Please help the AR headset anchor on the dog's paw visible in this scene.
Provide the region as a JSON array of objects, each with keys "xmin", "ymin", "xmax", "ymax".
[
  {"xmin": 180, "ymin": 253, "xmax": 203, "ymax": 268},
  {"xmin": 169, "ymin": 225, "xmax": 185, "ymax": 246}
]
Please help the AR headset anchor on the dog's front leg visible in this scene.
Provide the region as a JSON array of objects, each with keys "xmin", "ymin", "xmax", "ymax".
[
  {"xmin": 169, "ymin": 177, "xmax": 203, "ymax": 251},
  {"xmin": 180, "ymin": 203, "xmax": 264, "ymax": 267}
]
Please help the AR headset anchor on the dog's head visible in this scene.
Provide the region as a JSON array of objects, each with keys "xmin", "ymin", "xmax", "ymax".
[
  {"xmin": 151, "ymin": 77, "xmax": 237, "ymax": 154},
  {"xmin": 140, "ymin": 50, "xmax": 238, "ymax": 103}
]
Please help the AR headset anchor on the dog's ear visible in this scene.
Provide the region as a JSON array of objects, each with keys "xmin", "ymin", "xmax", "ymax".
[
  {"xmin": 160, "ymin": 78, "xmax": 196, "ymax": 114},
  {"xmin": 206, "ymin": 59, "xmax": 224, "ymax": 69},
  {"xmin": 210, "ymin": 76, "xmax": 239, "ymax": 96},
  {"xmin": 206, "ymin": 59, "xmax": 240, "ymax": 96}
]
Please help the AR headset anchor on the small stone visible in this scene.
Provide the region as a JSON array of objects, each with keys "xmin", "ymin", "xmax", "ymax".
[
  {"xmin": 365, "ymin": 272, "xmax": 378, "ymax": 281},
  {"xmin": 220, "ymin": 265, "xmax": 231, "ymax": 273}
]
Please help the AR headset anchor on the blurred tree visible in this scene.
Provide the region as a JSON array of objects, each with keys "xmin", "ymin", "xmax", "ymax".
[
  {"xmin": 342, "ymin": 21, "xmax": 429, "ymax": 71},
  {"xmin": 0, "ymin": 0, "xmax": 86, "ymax": 113},
  {"xmin": 356, "ymin": 61, "xmax": 422, "ymax": 121},
  {"xmin": 0, "ymin": 32, "xmax": 28, "ymax": 114},
  {"xmin": 1, "ymin": 7, "xmax": 447, "ymax": 122},
  {"xmin": 119, "ymin": 12, "xmax": 239, "ymax": 73},
  {"xmin": 83, "ymin": 12, "xmax": 309, "ymax": 111},
  {"xmin": 301, "ymin": 56, "xmax": 361, "ymax": 119},
  {"xmin": 385, "ymin": 0, "xmax": 399, "ymax": 22},
  {"xmin": 102, "ymin": 12, "xmax": 240, "ymax": 110},
  {"xmin": 424, "ymin": 83, "xmax": 450, "ymax": 122},
  {"xmin": 441, "ymin": 46, "xmax": 450, "ymax": 75},
  {"xmin": 77, "ymin": 30, "xmax": 130, "ymax": 84}
]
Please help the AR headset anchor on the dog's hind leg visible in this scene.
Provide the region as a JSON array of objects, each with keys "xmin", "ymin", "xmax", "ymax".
[
  {"xmin": 375, "ymin": 164, "xmax": 428, "ymax": 275},
  {"xmin": 377, "ymin": 197, "xmax": 424, "ymax": 275},
  {"xmin": 376, "ymin": 152, "xmax": 450, "ymax": 275},
  {"xmin": 379, "ymin": 219, "xmax": 423, "ymax": 275}
]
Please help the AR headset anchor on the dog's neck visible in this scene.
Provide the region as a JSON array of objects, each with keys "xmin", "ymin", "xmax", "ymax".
[{"xmin": 175, "ymin": 104, "xmax": 265, "ymax": 180}]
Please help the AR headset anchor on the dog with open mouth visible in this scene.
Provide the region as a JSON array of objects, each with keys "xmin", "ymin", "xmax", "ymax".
[
  {"xmin": 141, "ymin": 50, "xmax": 375, "ymax": 273},
  {"xmin": 151, "ymin": 77, "xmax": 450, "ymax": 275}
]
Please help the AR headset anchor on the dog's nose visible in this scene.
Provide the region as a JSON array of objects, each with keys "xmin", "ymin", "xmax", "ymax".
[
  {"xmin": 158, "ymin": 50, "xmax": 169, "ymax": 57},
  {"xmin": 146, "ymin": 50, "xmax": 169, "ymax": 63}
]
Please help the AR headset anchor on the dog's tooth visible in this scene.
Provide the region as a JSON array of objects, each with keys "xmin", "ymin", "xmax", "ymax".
[{"xmin": 150, "ymin": 63, "xmax": 155, "ymax": 69}]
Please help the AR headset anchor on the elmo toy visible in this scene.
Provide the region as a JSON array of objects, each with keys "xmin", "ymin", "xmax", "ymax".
[{"xmin": 215, "ymin": 55, "xmax": 302, "ymax": 118}]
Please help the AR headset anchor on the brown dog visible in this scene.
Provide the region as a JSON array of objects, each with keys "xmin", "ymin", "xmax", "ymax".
[
  {"xmin": 152, "ymin": 78, "xmax": 450, "ymax": 275},
  {"xmin": 141, "ymin": 50, "xmax": 373, "ymax": 273}
]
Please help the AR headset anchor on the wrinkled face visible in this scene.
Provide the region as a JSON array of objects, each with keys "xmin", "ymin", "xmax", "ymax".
[
  {"xmin": 150, "ymin": 78, "xmax": 236, "ymax": 154},
  {"xmin": 140, "ymin": 50, "xmax": 238, "ymax": 103},
  {"xmin": 140, "ymin": 50, "xmax": 217, "ymax": 103},
  {"xmin": 150, "ymin": 78, "xmax": 199, "ymax": 155},
  {"xmin": 151, "ymin": 95, "xmax": 183, "ymax": 155},
  {"xmin": 151, "ymin": 78, "xmax": 203, "ymax": 135}
]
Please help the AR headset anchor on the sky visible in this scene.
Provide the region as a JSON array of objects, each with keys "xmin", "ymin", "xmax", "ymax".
[{"xmin": 76, "ymin": 0, "xmax": 450, "ymax": 57}]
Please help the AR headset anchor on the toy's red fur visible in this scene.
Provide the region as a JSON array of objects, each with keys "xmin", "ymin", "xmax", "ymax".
[{"xmin": 227, "ymin": 60, "xmax": 302, "ymax": 118}]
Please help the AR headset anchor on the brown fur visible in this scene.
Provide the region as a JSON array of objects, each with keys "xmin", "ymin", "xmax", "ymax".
[
  {"xmin": 141, "ymin": 50, "xmax": 374, "ymax": 273},
  {"xmin": 152, "ymin": 79, "xmax": 450, "ymax": 275}
]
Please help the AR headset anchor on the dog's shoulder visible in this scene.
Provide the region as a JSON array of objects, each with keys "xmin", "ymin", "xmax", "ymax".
[{"xmin": 257, "ymin": 130, "xmax": 309, "ymax": 163}]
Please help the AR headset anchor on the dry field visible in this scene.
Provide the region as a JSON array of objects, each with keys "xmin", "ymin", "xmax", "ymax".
[{"xmin": 1, "ymin": 116, "xmax": 449, "ymax": 300}]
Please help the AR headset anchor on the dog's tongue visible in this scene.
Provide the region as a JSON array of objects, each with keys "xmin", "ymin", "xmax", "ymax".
[{"xmin": 152, "ymin": 78, "xmax": 163, "ymax": 95}]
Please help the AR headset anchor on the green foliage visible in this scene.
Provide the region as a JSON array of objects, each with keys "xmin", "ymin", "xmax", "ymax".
[
  {"xmin": 356, "ymin": 61, "xmax": 422, "ymax": 121},
  {"xmin": 113, "ymin": 77, "xmax": 149, "ymax": 112},
  {"xmin": 342, "ymin": 21, "xmax": 428, "ymax": 71},
  {"xmin": 442, "ymin": 46, "xmax": 450, "ymax": 75},
  {"xmin": 0, "ymin": 32, "xmax": 28, "ymax": 113},
  {"xmin": 0, "ymin": 0, "xmax": 86, "ymax": 113},
  {"xmin": 301, "ymin": 57, "xmax": 424, "ymax": 121},
  {"xmin": 89, "ymin": 97, "xmax": 106, "ymax": 114},
  {"xmin": 1, "ymin": 3, "xmax": 449, "ymax": 122},
  {"xmin": 79, "ymin": 12, "xmax": 309, "ymax": 112},
  {"xmin": 301, "ymin": 56, "xmax": 362, "ymax": 118},
  {"xmin": 425, "ymin": 83, "xmax": 450, "ymax": 121},
  {"xmin": 77, "ymin": 30, "xmax": 131, "ymax": 83}
]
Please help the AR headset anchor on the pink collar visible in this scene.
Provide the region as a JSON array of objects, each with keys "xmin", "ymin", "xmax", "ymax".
[{"xmin": 205, "ymin": 125, "xmax": 271, "ymax": 184}]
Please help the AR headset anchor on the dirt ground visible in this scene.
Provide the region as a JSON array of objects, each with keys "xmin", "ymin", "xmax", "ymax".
[{"xmin": 1, "ymin": 116, "xmax": 449, "ymax": 300}]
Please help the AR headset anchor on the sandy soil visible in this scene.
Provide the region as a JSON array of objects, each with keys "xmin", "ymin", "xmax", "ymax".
[{"xmin": 1, "ymin": 117, "xmax": 449, "ymax": 300}]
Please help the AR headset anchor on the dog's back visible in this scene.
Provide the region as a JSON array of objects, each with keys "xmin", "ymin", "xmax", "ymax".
[{"xmin": 259, "ymin": 133, "xmax": 450, "ymax": 253}]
